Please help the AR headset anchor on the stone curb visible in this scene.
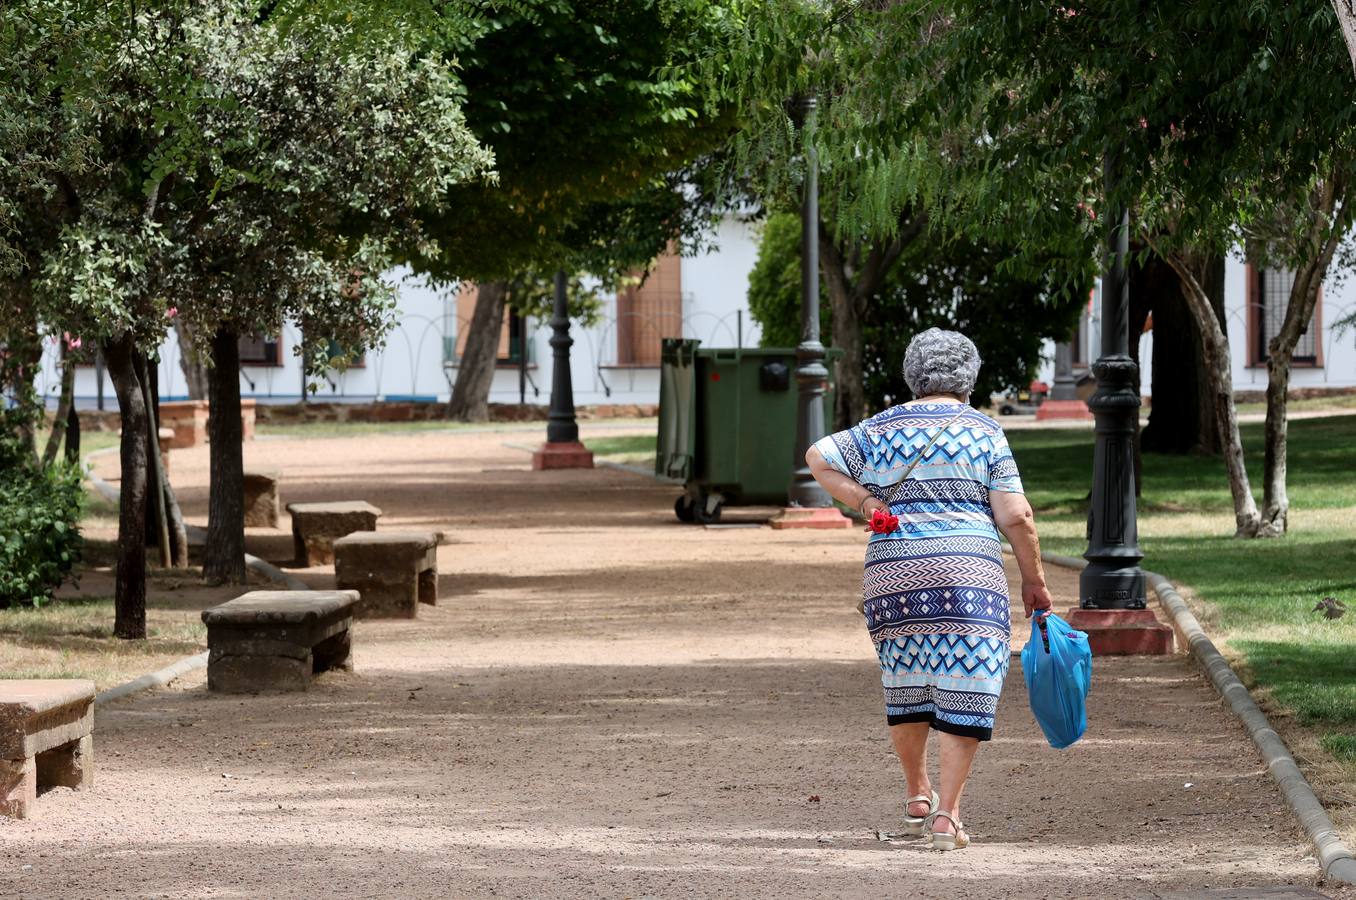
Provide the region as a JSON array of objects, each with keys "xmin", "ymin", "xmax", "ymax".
[
  {"xmin": 95, "ymin": 651, "xmax": 208, "ymax": 707},
  {"xmin": 1040, "ymin": 550, "xmax": 1356, "ymax": 885}
]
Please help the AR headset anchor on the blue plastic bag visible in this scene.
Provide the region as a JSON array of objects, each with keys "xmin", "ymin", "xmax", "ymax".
[{"xmin": 1020, "ymin": 611, "xmax": 1092, "ymax": 749}]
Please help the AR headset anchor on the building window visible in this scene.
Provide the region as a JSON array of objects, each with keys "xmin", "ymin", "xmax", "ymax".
[
  {"xmin": 238, "ymin": 333, "xmax": 282, "ymax": 367},
  {"xmin": 1249, "ymin": 266, "xmax": 1322, "ymax": 367},
  {"xmin": 616, "ymin": 250, "xmax": 682, "ymax": 367}
]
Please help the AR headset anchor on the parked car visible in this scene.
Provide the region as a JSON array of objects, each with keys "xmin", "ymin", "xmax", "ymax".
[{"xmin": 994, "ymin": 380, "xmax": 1049, "ymax": 416}]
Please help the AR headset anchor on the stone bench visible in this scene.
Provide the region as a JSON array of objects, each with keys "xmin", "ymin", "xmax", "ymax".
[
  {"xmin": 286, "ymin": 501, "xmax": 382, "ymax": 566},
  {"xmin": 334, "ymin": 531, "xmax": 439, "ymax": 619},
  {"xmin": 243, "ymin": 468, "xmax": 281, "ymax": 528},
  {"xmin": 157, "ymin": 399, "xmax": 208, "ymax": 449},
  {"xmin": 1, "ymin": 680, "xmax": 95, "ymax": 819},
  {"xmin": 201, "ymin": 590, "xmax": 358, "ymax": 693}
]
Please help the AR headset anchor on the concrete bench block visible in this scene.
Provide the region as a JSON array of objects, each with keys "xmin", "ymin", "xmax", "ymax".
[
  {"xmin": 0, "ymin": 679, "xmax": 96, "ymax": 819},
  {"xmin": 285, "ymin": 501, "xmax": 382, "ymax": 566},
  {"xmin": 157, "ymin": 400, "xmax": 208, "ymax": 449},
  {"xmin": 202, "ymin": 590, "xmax": 358, "ymax": 693},
  {"xmin": 243, "ymin": 468, "xmax": 281, "ymax": 528},
  {"xmin": 334, "ymin": 531, "xmax": 439, "ymax": 619}
]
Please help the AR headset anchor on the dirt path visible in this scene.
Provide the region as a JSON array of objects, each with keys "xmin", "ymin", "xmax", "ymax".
[{"xmin": 5, "ymin": 428, "xmax": 1340, "ymax": 898}]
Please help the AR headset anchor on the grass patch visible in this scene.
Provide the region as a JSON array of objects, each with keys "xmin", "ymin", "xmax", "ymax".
[
  {"xmin": 585, "ymin": 433, "xmax": 657, "ymax": 465},
  {"xmin": 1235, "ymin": 392, "xmax": 1356, "ymax": 416},
  {"xmin": 1010, "ymin": 414, "xmax": 1356, "ymax": 783},
  {"xmin": 77, "ymin": 430, "xmax": 121, "ymax": 460},
  {"xmin": 0, "ymin": 594, "xmax": 206, "ymax": 689}
]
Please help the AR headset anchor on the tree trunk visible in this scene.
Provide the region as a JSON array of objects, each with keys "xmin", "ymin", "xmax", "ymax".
[
  {"xmin": 136, "ymin": 354, "xmax": 172, "ymax": 567},
  {"xmin": 162, "ymin": 468, "xmax": 190, "ymax": 569},
  {"xmin": 1333, "ymin": 0, "xmax": 1356, "ymax": 76},
  {"xmin": 204, "ymin": 327, "xmax": 247, "ymax": 584},
  {"xmin": 447, "ymin": 280, "xmax": 509, "ymax": 422},
  {"xmin": 1138, "ymin": 257, "xmax": 1193, "ymax": 454},
  {"xmin": 1161, "ymin": 251, "xmax": 1262, "ymax": 536},
  {"xmin": 1260, "ymin": 260, "xmax": 1328, "ymax": 536},
  {"xmin": 41, "ymin": 349, "xmax": 76, "ymax": 468},
  {"xmin": 821, "ymin": 258, "xmax": 867, "ymax": 429},
  {"xmin": 102, "ymin": 335, "xmax": 148, "ymax": 639},
  {"xmin": 1259, "ymin": 177, "xmax": 1344, "ymax": 536},
  {"xmin": 1261, "ymin": 345, "xmax": 1293, "ymax": 536},
  {"xmin": 1197, "ymin": 256, "xmax": 1227, "ymax": 455},
  {"xmin": 172, "ymin": 317, "xmax": 210, "ymax": 400}
]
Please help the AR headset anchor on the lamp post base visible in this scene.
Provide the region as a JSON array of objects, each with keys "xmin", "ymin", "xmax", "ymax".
[
  {"xmin": 768, "ymin": 506, "xmax": 851, "ymax": 530},
  {"xmin": 531, "ymin": 441, "xmax": 594, "ymax": 471},
  {"xmin": 1064, "ymin": 607, "xmax": 1174, "ymax": 655},
  {"xmin": 1035, "ymin": 399, "xmax": 1093, "ymax": 421}
]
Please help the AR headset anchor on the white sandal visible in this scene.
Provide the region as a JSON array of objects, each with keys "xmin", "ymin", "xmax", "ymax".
[
  {"xmin": 927, "ymin": 809, "xmax": 970, "ymax": 851},
  {"xmin": 898, "ymin": 790, "xmax": 940, "ymax": 837}
]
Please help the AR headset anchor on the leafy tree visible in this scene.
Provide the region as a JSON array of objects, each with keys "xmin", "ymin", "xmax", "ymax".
[
  {"xmin": 411, "ymin": 0, "xmax": 733, "ymax": 421},
  {"xmin": 697, "ymin": 1, "xmax": 1096, "ymax": 427},
  {"xmin": 924, "ymin": 0, "xmax": 1356, "ymax": 536},
  {"xmin": 5, "ymin": 1, "xmax": 492, "ymax": 629},
  {"xmin": 748, "ymin": 211, "xmax": 1084, "ymax": 411}
]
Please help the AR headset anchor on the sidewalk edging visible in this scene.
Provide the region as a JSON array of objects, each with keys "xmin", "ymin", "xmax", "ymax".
[
  {"xmin": 95, "ymin": 651, "xmax": 208, "ymax": 707},
  {"xmin": 1041, "ymin": 550, "xmax": 1356, "ymax": 885}
]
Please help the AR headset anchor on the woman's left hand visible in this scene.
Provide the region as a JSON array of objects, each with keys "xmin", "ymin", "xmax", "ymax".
[{"xmin": 1022, "ymin": 581, "xmax": 1054, "ymax": 618}]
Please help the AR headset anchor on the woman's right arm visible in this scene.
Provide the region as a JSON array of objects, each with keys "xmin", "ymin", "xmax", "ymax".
[
  {"xmin": 990, "ymin": 490, "xmax": 1053, "ymax": 618},
  {"xmin": 806, "ymin": 446, "xmax": 885, "ymax": 516}
]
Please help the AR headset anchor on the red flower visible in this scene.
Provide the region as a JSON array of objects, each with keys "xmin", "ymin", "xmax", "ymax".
[{"xmin": 868, "ymin": 507, "xmax": 899, "ymax": 535}]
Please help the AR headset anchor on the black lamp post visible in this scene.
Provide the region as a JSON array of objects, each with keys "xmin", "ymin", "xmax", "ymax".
[
  {"xmin": 785, "ymin": 96, "xmax": 835, "ymax": 510},
  {"xmin": 533, "ymin": 268, "xmax": 593, "ymax": 469},
  {"xmin": 545, "ymin": 269, "xmax": 578, "ymax": 446},
  {"xmin": 1080, "ymin": 154, "xmax": 1147, "ymax": 609}
]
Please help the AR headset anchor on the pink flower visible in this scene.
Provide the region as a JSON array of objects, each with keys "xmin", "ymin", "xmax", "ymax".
[
  {"xmin": 166, "ymin": 306, "xmax": 178, "ymax": 319},
  {"xmin": 1059, "ymin": 6, "xmax": 1077, "ymax": 16},
  {"xmin": 1138, "ymin": 117, "xmax": 1148, "ymax": 129},
  {"xmin": 64, "ymin": 332, "xmax": 81, "ymax": 350}
]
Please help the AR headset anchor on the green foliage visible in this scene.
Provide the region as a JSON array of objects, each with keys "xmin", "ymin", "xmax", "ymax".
[
  {"xmin": 503, "ymin": 271, "xmax": 603, "ymax": 326},
  {"xmin": 413, "ymin": 0, "xmax": 735, "ymax": 283},
  {"xmin": 2, "ymin": 1, "xmax": 495, "ymax": 371},
  {"xmin": 747, "ymin": 211, "xmax": 1085, "ymax": 405},
  {"xmin": 0, "ymin": 436, "xmax": 83, "ymax": 609},
  {"xmin": 745, "ymin": 212, "xmax": 827, "ymax": 347}
]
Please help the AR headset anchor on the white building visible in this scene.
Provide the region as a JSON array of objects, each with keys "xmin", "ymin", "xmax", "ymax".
[
  {"xmin": 34, "ymin": 216, "xmax": 1356, "ymax": 410},
  {"xmin": 1043, "ymin": 256, "xmax": 1356, "ymax": 397},
  {"xmin": 37, "ymin": 215, "xmax": 765, "ymax": 410}
]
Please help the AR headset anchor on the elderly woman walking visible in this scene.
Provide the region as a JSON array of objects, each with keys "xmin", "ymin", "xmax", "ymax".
[{"xmin": 807, "ymin": 328, "xmax": 1051, "ymax": 851}]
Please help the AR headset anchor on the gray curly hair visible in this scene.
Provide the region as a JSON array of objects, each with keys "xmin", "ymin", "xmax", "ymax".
[{"xmin": 902, "ymin": 328, "xmax": 981, "ymax": 399}]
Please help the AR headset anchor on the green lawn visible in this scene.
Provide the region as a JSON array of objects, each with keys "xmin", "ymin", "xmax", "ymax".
[
  {"xmin": 584, "ymin": 433, "xmax": 657, "ymax": 466},
  {"xmin": 1008, "ymin": 415, "xmax": 1356, "ymax": 775}
]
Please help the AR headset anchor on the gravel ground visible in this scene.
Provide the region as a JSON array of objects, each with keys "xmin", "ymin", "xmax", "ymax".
[{"xmin": 3, "ymin": 427, "xmax": 1344, "ymax": 898}]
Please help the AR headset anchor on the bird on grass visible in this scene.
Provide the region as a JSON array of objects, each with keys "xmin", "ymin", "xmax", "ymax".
[{"xmin": 1312, "ymin": 597, "xmax": 1347, "ymax": 620}]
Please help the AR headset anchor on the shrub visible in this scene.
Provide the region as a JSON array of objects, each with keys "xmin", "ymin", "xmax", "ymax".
[{"xmin": 0, "ymin": 436, "xmax": 84, "ymax": 608}]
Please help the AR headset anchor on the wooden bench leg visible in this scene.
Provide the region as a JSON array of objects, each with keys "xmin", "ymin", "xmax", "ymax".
[
  {"xmin": 1, "ymin": 756, "xmax": 36, "ymax": 819},
  {"xmin": 37, "ymin": 734, "xmax": 93, "ymax": 792},
  {"xmin": 418, "ymin": 566, "xmax": 438, "ymax": 606}
]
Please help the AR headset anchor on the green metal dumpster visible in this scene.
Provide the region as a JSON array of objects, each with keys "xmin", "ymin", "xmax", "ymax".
[{"xmin": 656, "ymin": 338, "xmax": 841, "ymax": 523}]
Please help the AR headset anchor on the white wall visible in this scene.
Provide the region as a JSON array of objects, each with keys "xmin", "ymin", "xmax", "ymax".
[{"xmin": 1037, "ymin": 256, "xmax": 1356, "ymax": 396}]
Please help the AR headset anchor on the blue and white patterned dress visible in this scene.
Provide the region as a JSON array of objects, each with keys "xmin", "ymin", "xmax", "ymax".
[{"xmin": 813, "ymin": 402, "xmax": 1024, "ymax": 741}]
